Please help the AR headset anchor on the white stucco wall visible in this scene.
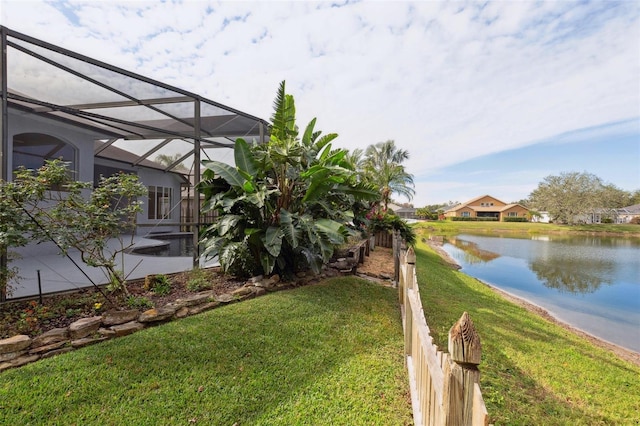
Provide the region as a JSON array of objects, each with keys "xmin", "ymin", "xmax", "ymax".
[{"xmin": 8, "ymin": 108, "xmax": 109, "ymax": 182}]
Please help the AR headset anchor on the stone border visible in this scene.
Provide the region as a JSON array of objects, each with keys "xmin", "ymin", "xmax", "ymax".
[{"xmin": 1, "ymin": 268, "xmax": 342, "ymax": 373}]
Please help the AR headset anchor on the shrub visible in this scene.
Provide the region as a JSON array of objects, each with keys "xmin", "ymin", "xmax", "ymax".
[
  {"xmin": 367, "ymin": 211, "xmax": 417, "ymax": 245},
  {"xmin": 186, "ymin": 268, "xmax": 213, "ymax": 292},
  {"xmin": 504, "ymin": 217, "xmax": 528, "ymax": 222},
  {"xmin": 126, "ymin": 296, "xmax": 153, "ymax": 310},
  {"xmin": 144, "ymin": 274, "xmax": 172, "ymax": 296}
]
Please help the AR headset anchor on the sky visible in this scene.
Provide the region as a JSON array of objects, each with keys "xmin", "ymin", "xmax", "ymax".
[{"xmin": 1, "ymin": 0, "xmax": 639, "ymax": 206}]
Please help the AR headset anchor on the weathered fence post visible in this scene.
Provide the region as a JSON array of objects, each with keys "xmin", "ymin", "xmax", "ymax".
[
  {"xmin": 393, "ymin": 230, "xmax": 401, "ymax": 286},
  {"xmin": 443, "ymin": 312, "xmax": 482, "ymax": 426}
]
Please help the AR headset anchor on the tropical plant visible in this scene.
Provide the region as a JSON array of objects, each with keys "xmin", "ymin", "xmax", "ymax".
[
  {"xmin": 197, "ymin": 81, "xmax": 378, "ymax": 278},
  {"xmin": 366, "ymin": 211, "xmax": 417, "ymax": 246},
  {"xmin": 361, "ymin": 140, "xmax": 415, "ymax": 211}
]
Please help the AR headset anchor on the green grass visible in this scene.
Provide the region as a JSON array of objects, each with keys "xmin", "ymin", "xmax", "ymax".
[
  {"xmin": 0, "ymin": 278, "xmax": 412, "ymax": 425},
  {"xmin": 412, "ymin": 231, "xmax": 640, "ymax": 425},
  {"xmin": 415, "ymin": 220, "xmax": 640, "ymax": 236}
]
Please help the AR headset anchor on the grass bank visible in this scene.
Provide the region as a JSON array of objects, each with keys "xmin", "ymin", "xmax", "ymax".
[
  {"xmin": 412, "ymin": 233, "xmax": 640, "ymax": 424},
  {"xmin": 0, "ymin": 277, "xmax": 412, "ymax": 425},
  {"xmin": 414, "ymin": 220, "xmax": 640, "ymax": 237}
]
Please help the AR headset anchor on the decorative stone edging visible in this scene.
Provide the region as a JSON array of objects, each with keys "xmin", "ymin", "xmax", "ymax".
[{"xmin": 0, "ymin": 268, "xmax": 342, "ymax": 373}]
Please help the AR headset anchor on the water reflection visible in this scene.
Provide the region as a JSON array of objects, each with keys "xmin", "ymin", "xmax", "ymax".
[
  {"xmin": 438, "ymin": 233, "xmax": 640, "ymax": 352},
  {"xmin": 444, "ymin": 234, "xmax": 623, "ymax": 294},
  {"xmin": 529, "ymin": 257, "xmax": 613, "ymax": 294},
  {"xmin": 446, "ymin": 237, "xmax": 500, "ymax": 264}
]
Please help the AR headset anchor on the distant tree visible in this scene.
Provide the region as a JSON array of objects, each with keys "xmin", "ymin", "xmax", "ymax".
[
  {"xmin": 598, "ymin": 183, "xmax": 630, "ymax": 209},
  {"xmin": 628, "ymin": 190, "xmax": 640, "ymax": 206},
  {"xmin": 155, "ymin": 153, "xmax": 188, "ymax": 172},
  {"xmin": 528, "ymin": 171, "xmax": 616, "ymax": 225},
  {"xmin": 362, "ymin": 140, "xmax": 415, "ymax": 211}
]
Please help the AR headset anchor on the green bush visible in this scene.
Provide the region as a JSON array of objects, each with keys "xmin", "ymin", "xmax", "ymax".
[
  {"xmin": 503, "ymin": 217, "xmax": 528, "ymax": 222},
  {"xmin": 144, "ymin": 274, "xmax": 172, "ymax": 296},
  {"xmin": 126, "ymin": 296, "xmax": 153, "ymax": 310},
  {"xmin": 186, "ymin": 268, "xmax": 213, "ymax": 292},
  {"xmin": 451, "ymin": 217, "xmax": 498, "ymax": 222},
  {"xmin": 367, "ymin": 211, "xmax": 416, "ymax": 245}
]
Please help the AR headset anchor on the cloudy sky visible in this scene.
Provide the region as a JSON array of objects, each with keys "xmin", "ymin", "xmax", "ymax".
[{"xmin": 1, "ymin": 0, "xmax": 638, "ymax": 206}]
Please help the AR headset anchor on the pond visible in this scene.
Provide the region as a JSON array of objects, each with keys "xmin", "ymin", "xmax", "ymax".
[{"xmin": 441, "ymin": 234, "xmax": 640, "ymax": 353}]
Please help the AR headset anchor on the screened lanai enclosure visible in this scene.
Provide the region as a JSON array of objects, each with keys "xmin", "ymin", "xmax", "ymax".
[{"xmin": 0, "ymin": 26, "xmax": 269, "ymax": 299}]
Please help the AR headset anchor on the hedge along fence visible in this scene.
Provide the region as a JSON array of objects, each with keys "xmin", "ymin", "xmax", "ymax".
[{"xmin": 396, "ymin": 245, "xmax": 490, "ymax": 426}]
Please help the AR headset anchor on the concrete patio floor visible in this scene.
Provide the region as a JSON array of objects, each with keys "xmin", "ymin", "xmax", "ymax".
[{"xmin": 6, "ymin": 236, "xmax": 218, "ymax": 300}]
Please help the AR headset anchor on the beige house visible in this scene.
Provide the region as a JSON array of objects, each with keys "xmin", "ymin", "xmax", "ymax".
[{"xmin": 444, "ymin": 195, "xmax": 530, "ymax": 221}]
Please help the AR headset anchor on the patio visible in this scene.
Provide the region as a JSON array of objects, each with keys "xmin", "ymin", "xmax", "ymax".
[{"xmin": 7, "ymin": 236, "xmax": 218, "ymax": 300}]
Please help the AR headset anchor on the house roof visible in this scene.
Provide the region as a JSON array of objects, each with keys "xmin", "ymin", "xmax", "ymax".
[
  {"xmin": 445, "ymin": 195, "xmax": 528, "ymax": 213},
  {"xmin": 617, "ymin": 203, "xmax": 640, "ymax": 215},
  {"xmin": 94, "ymin": 141, "xmax": 189, "ymax": 183},
  {"xmin": 445, "ymin": 194, "xmax": 507, "ymax": 212}
]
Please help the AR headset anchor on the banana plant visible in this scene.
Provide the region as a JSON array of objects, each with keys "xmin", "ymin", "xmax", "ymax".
[{"xmin": 198, "ymin": 82, "xmax": 378, "ymax": 278}]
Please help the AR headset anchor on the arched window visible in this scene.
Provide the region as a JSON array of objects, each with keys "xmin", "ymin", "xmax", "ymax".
[{"xmin": 12, "ymin": 133, "xmax": 76, "ymax": 176}]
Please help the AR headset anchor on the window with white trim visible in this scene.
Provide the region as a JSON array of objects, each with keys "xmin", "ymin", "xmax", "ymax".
[
  {"xmin": 508, "ymin": 212, "xmax": 518, "ymax": 217},
  {"xmin": 461, "ymin": 211, "xmax": 470, "ymax": 217},
  {"xmin": 148, "ymin": 186, "xmax": 173, "ymax": 219}
]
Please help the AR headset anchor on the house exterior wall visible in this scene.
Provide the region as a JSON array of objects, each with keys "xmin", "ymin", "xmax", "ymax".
[
  {"xmin": 137, "ymin": 167, "xmax": 182, "ymax": 234},
  {"xmin": 445, "ymin": 195, "xmax": 530, "ymax": 221},
  {"xmin": 93, "ymin": 158, "xmax": 183, "ymax": 235},
  {"xmin": 8, "ymin": 109, "xmax": 183, "ymax": 245},
  {"xmin": 500, "ymin": 205, "xmax": 529, "ymax": 220},
  {"xmin": 472, "ymin": 196, "xmax": 506, "ymax": 208},
  {"xmin": 8, "ymin": 108, "xmax": 106, "ymax": 182}
]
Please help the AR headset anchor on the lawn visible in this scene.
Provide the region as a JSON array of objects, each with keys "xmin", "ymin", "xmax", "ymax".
[
  {"xmin": 414, "ymin": 220, "xmax": 640, "ymax": 236},
  {"xmin": 412, "ymin": 231, "xmax": 640, "ymax": 424},
  {"xmin": 0, "ymin": 277, "xmax": 412, "ymax": 425}
]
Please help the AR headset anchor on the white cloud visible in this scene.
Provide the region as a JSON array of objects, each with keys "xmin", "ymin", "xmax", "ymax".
[{"xmin": 1, "ymin": 0, "xmax": 638, "ymax": 205}]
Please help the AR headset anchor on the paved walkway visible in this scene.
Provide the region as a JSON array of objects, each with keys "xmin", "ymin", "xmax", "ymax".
[{"xmin": 7, "ymin": 236, "xmax": 218, "ymax": 299}]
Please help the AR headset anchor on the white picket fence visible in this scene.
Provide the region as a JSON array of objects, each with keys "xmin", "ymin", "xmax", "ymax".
[{"xmin": 397, "ymin": 243, "xmax": 490, "ymax": 426}]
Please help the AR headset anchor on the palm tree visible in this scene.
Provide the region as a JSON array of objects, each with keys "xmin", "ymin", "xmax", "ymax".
[
  {"xmin": 155, "ymin": 153, "xmax": 188, "ymax": 172},
  {"xmin": 362, "ymin": 140, "xmax": 415, "ymax": 211}
]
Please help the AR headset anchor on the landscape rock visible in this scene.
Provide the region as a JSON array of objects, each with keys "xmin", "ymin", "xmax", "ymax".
[
  {"xmin": 97, "ymin": 328, "xmax": 117, "ymax": 338},
  {"xmin": 71, "ymin": 336, "xmax": 109, "ymax": 348},
  {"xmin": 188, "ymin": 301, "xmax": 220, "ymax": 315},
  {"xmin": 175, "ymin": 307, "xmax": 190, "ymax": 318},
  {"xmin": 110, "ymin": 321, "xmax": 144, "ymax": 337},
  {"xmin": 231, "ymin": 286, "xmax": 253, "ymax": 297},
  {"xmin": 31, "ymin": 328, "xmax": 69, "ymax": 348},
  {"xmin": 170, "ymin": 292, "xmax": 214, "ymax": 308},
  {"xmin": 215, "ymin": 293, "xmax": 236, "ymax": 304},
  {"xmin": 29, "ymin": 341, "xmax": 67, "ymax": 355},
  {"xmin": 69, "ymin": 316, "xmax": 103, "ymax": 339},
  {"xmin": 138, "ymin": 306, "xmax": 176, "ymax": 323},
  {"xmin": 0, "ymin": 350, "xmax": 27, "ymax": 362},
  {"xmin": 249, "ymin": 275, "xmax": 263, "ymax": 284},
  {"xmin": 0, "ymin": 335, "xmax": 31, "ymax": 354},
  {"xmin": 102, "ymin": 310, "xmax": 140, "ymax": 326},
  {"xmin": 252, "ymin": 287, "xmax": 267, "ymax": 297},
  {"xmin": 9, "ymin": 354, "xmax": 40, "ymax": 367}
]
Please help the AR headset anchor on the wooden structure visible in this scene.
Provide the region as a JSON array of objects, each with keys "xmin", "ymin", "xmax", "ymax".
[{"xmin": 397, "ymin": 243, "xmax": 490, "ymax": 425}]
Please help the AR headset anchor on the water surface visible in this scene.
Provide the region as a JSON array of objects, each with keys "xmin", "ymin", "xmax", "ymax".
[{"xmin": 441, "ymin": 234, "xmax": 640, "ymax": 353}]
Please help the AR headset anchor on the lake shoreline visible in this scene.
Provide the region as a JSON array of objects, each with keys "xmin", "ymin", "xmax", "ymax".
[{"xmin": 425, "ymin": 238, "xmax": 640, "ymax": 367}]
